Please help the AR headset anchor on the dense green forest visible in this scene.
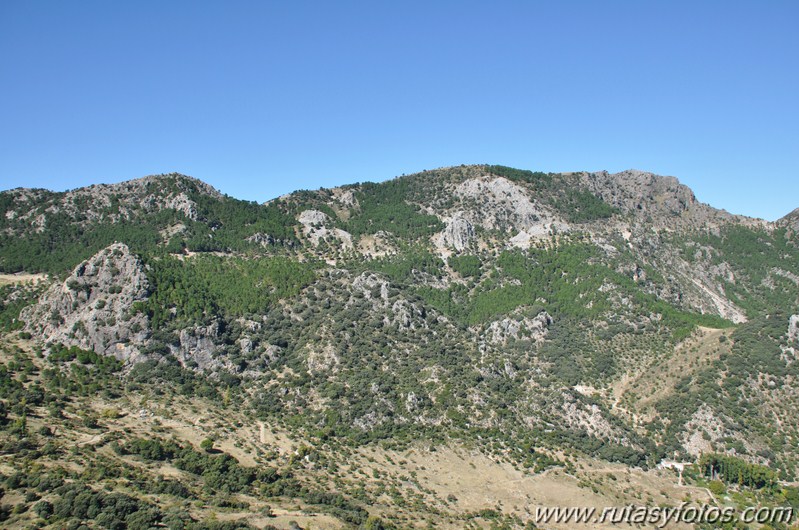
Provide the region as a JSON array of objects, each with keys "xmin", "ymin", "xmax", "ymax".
[
  {"xmin": 143, "ymin": 255, "xmax": 319, "ymax": 329},
  {"xmin": 341, "ymin": 179, "xmax": 443, "ymax": 238},
  {"xmin": 699, "ymin": 453, "xmax": 778, "ymax": 490},
  {"xmin": 692, "ymin": 225, "xmax": 799, "ymax": 316},
  {"xmin": 410, "ymin": 243, "xmax": 728, "ymax": 336}
]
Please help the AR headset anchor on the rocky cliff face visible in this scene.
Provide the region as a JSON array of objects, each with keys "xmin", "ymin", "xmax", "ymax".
[
  {"xmin": 438, "ymin": 214, "xmax": 475, "ymax": 252},
  {"xmin": 21, "ymin": 243, "xmax": 150, "ymax": 361},
  {"xmin": 580, "ymin": 169, "xmax": 698, "ymax": 219}
]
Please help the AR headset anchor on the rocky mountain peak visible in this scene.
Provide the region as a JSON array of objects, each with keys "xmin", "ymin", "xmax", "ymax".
[
  {"xmin": 97, "ymin": 172, "xmax": 223, "ymax": 199},
  {"xmin": 3, "ymin": 173, "xmax": 222, "ymax": 201},
  {"xmin": 20, "ymin": 242, "xmax": 150, "ymax": 361},
  {"xmin": 1, "ymin": 173, "xmax": 225, "ymax": 234},
  {"xmin": 579, "ymin": 169, "xmax": 697, "ymax": 217},
  {"xmin": 780, "ymin": 208, "xmax": 799, "ymax": 231}
]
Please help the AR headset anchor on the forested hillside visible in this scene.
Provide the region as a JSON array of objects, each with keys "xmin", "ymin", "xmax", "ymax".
[{"xmin": 1, "ymin": 164, "xmax": 797, "ymax": 529}]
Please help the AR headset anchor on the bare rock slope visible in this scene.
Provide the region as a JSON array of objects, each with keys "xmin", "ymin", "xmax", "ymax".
[{"xmin": 21, "ymin": 243, "xmax": 150, "ymax": 360}]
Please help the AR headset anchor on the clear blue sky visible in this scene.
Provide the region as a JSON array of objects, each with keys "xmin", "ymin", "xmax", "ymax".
[{"xmin": 1, "ymin": 1, "xmax": 796, "ymax": 220}]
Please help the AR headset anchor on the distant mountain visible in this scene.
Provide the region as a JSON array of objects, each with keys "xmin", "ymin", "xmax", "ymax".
[
  {"xmin": 0, "ymin": 172, "xmax": 297, "ymax": 273},
  {"xmin": 1, "ymin": 165, "xmax": 798, "ymax": 528}
]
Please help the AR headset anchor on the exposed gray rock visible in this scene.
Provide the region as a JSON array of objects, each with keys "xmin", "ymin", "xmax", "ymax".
[
  {"xmin": 21, "ymin": 243, "xmax": 150, "ymax": 361},
  {"xmin": 614, "ymin": 223, "xmax": 749, "ymax": 323},
  {"xmin": 633, "ymin": 264, "xmax": 647, "ymax": 283},
  {"xmin": 297, "ymin": 209, "xmax": 353, "ymax": 249},
  {"xmin": 298, "ymin": 209, "xmax": 329, "ymax": 226},
  {"xmin": 454, "ymin": 176, "xmax": 550, "ymax": 232},
  {"xmin": 779, "ymin": 208, "xmax": 799, "ymax": 232},
  {"xmin": 581, "ymin": 169, "xmax": 696, "ymax": 218},
  {"xmin": 238, "ymin": 337, "xmax": 253, "ymax": 354},
  {"xmin": 790, "ymin": 315, "xmax": 799, "ymax": 343},
  {"xmin": 387, "ymin": 299, "xmax": 427, "ymax": 329},
  {"xmin": 172, "ymin": 320, "xmax": 224, "ymax": 371},
  {"xmin": 451, "ymin": 175, "xmax": 570, "ymax": 248},
  {"xmin": 163, "ymin": 192, "xmax": 199, "ymax": 220},
  {"xmin": 333, "ymin": 188, "xmax": 357, "ymax": 207},
  {"xmin": 405, "ymin": 391, "xmax": 420, "ymax": 413},
  {"xmin": 483, "ymin": 312, "xmax": 552, "ymax": 345},
  {"xmin": 772, "ymin": 268, "xmax": 799, "ymax": 286},
  {"xmin": 507, "ymin": 222, "xmax": 569, "ymax": 248},
  {"xmin": 246, "ymin": 232, "xmax": 276, "ymax": 246},
  {"xmin": 352, "ymin": 272, "xmax": 390, "ymax": 308},
  {"xmin": 577, "ymin": 169, "xmax": 762, "ymax": 230},
  {"xmin": 440, "ymin": 214, "xmax": 475, "ymax": 251}
]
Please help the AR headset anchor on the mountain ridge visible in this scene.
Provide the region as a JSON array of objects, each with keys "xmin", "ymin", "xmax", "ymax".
[{"xmin": 1, "ymin": 163, "xmax": 798, "ymax": 529}]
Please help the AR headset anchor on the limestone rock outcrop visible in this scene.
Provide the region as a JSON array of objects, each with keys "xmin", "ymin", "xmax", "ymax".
[{"xmin": 21, "ymin": 243, "xmax": 150, "ymax": 361}]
